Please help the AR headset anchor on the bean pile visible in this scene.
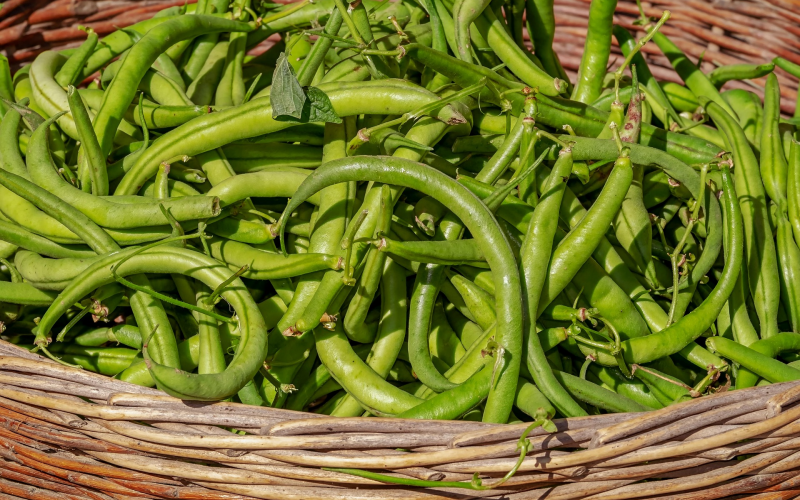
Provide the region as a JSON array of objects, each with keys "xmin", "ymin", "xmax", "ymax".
[{"xmin": 1, "ymin": 0, "xmax": 800, "ymax": 436}]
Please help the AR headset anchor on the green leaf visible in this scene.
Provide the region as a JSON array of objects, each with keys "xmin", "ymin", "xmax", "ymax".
[
  {"xmin": 304, "ymin": 86, "xmax": 341, "ymax": 124},
  {"xmin": 270, "ymin": 52, "xmax": 306, "ymax": 120},
  {"xmin": 274, "ymin": 86, "xmax": 342, "ymax": 124}
]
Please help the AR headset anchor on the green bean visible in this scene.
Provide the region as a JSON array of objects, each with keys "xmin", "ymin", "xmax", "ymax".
[
  {"xmin": 377, "ymin": 237, "xmax": 486, "ymax": 267},
  {"xmin": 332, "ymin": 258, "xmax": 409, "ymax": 416},
  {"xmin": 406, "ymin": 44, "xmax": 720, "ymax": 165},
  {"xmin": 128, "ymin": 101, "xmax": 211, "ymax": 130},
  {"xmin": 631, "ymin": 364, "xmax": 689, "ymax": 405},
  {"xmin": 760, "ymin": 73, "xmax": 788, "ymax": 211},
  {"xmin": 445, "ymin": 302, "xmax": 484, "ymax": 348},
  {"xmin": 708, "ymin": 62, "xmax": 774, "ymax": 89},
  {"xmin": 215, "ymin": 9, "xmax": 250, "ymax": 105},
  {"xmin": 722, "ymin": 89, "xmax": 762, "ymax": 151},
  {"xmin": 0, "ymin": 282, "xmax": 57, "ymax": 305},
  {"xmin": 773, "ymin": 57, "xmax": 800, "ymax": 119},
  {"xmin": 14, "ymin": 250, "xmax": 97, "ymax": 287},
  {"xmin": 27, "ymin": 115, "xmax": 220, "ymax": 229},
  {"xmin": 517, "ymin": 144, "xmax": 585, "ymax": 416},
  {"xmin": 342, "ymin": 186, "xmax": 393, "ymax": 343},
  {"xmin": 82, "ymin": 16, "xmax": 177, "ymax": 78},
  {"xmin": 0, "ymin": 140, "xmax": 117, "ymax": 254},
  {"xmin": 643, "ymin": 170, "xmax": 671, "ymax": 208},
  {"xmin": 587, "ymin": 364, "xmax": 663, "ymax": 409},
  {"xmin": 538, "ymin": 150, "xmax": 632, "ymax": 313},
  {"xmin": 181, "ymin": 0, "xmax": 229, "ymax": 82},
  {"xmin": 652, "ymin": 31, "xmax": 737, "ymax": 119},
  {"xmin": 195, "ymin": 283, "xmax": 227, "ymax": 375},
  {"xmin": 0, "ymin": 241, "xmax": 16, "ymax": 261},
  {"xmin": 55, "ymin": 30, "xmax": 99, "ymax": 88},
  {"xmin": 187, "ymin": 40, "xmax": 229, "ymax": 106},
  {"xmin": 704, "ymin": 98, "xmax": 780, "ymax": 339},
  {"xmin": 429, "ymin": 301, "xmax": 466, "ymax": 367},
  {"xmin": 455, "ymin": 0, "xmax": 566, "ymax": 93},
  {"xmin": 297, "ymin": 8, "xmax": 343, "ymax": 86},
  {"xmin": 460, "ymin": 171, "xmax": 653, "ymax": 343},
  {"xmin": 669, "ymin": 183, "xmax": 724, "ymax": 297},
  {"xmin": 512, "ymin": 380, "xmax": 554, "ymax": 418},
  {"xmin": 29, "ymin": 51, "xmax": 85, "ymax": 140},
  {"xmin": 776, "ymin": 211, "xmax": 800, "ymax": 334},
  {"xmin": 414, "ymin": 196, "xmax": 447, "ymax": 236},
  {"xmin": 67, "ymin": 86, "xmax": 108, "ymax": 196},
  {"xmin": 315, "ymin": 321, "xmax": 423, "ymax": 415},
  {"xmin": 2, "ymin": 114, "xmax": 183, "ymax": 365},
  {"xmin": 707, "ymin": 336, "xmax": 800, "ymax": 384},
  {"xmin": 278, "ymin": 155, "xmax": 522, "ymax": 422},
  {"xmin": 571, "ymin": 0, "xmax": 617, "ymax": 104},
  {"xmin": 0, "ymin": 220, "xmax": 95, "ymax": 259},
  {"xmin": 617, "ymin": 163, "xmax": 742, "ymax": 365},
  {"xmin": 449, "ymin": 272, "xmax": 496, "ymax": 330},
  {"xmin": 0, "ymin": 55, "xmax": 12, "ymax": 117},
  {"xmin": 119, "ymin": 326, "xmax": 206, "ymax": 386},
  {"xmin": 116, "ymin": 80, "xmax": 464, "ymax": 194},
  {"xmin": 74, "ymin": 324, "xmax": 143, "ymax": 349},
  {"xmin": 552, "ymin": 369, "xmax": 649, "ymax": 413},
  {"xmin": 614, "ymin": 26, "xmax": 680, "ymax": 127},
  {"xmin": 41, "ymin": 246, "xmax": 265, "ymax": 399},
  {"xmin": 526, "ymin": 0, "xmax": 570, "ymax": 84},
  {"xmin": 262, "ymin": 122, "xmax": 350, "ymax": 406},
  {"xmin": 207, "ymin": 168, "xmax": 317, "ymax": 207},
  {"xmin": 613, "ymin": 76, "xmax": 658, "ymax": 288},
  {"xmin": 399, "ymin": 364, "xmax": 493, "ymax": 419},
  {"xmin": 208, "ymin": 239, "xmax": 341, "ymax": 280},
  {"xmin": 93, "ymin": 16, "xmax": 254, "ymax": 156},
  {"xmin": 407, "ymin": 261, "xmax": 456, "ymax": 392},
  {"xmin": 790, "ymin": 141, "xmax": 800, "ymax": 246},
  {"xmin": 660, "ymin": 81, "xmax": 700, "ymax": 113},
  {"xmin": 452, "ymin": 0, "xmax": 491, "ymax": 63},
  {"xmin": 1, "ymin": 143, "xmax": 180, "ymax": 365},
  {"xmin": 46, "ymin": 343, "xmax": 140, "ymax": 376},
  {"xmin": 736, "ymin": 332, "xmax": 800, "ymax": 388},
  {"xmin": 293, "ymin": 106, "xmax": 468, "ymax": 338}
]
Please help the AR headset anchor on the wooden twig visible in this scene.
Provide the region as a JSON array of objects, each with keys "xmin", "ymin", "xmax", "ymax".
[
  {"xmin": 265, "ymin": 417, "xmax": 490, "ymax": 436},
  {"xmin": 0, "ymin": 459, "xmax": 105, "ymax": 500},
  {"xmin": 450, "ymin": 413, "xmax": 637, "ymax": 448},
  {"xmin": 0, "ymin": 372, "xmax": 114, "ymax": 400},
  {"xmin": 85, "ymin": 451, "xmax": 328, "ymax": 488},
  {"xmin": 0, "ymin": 357, "xmax": 162, "ymax": 396},
  {"xmin": 97, "ymin": 418, "xmax": 456, "ymax": 450},
  {"xmin": 590, "ymin": 383, "xmax": 797, "ymax": 448}
]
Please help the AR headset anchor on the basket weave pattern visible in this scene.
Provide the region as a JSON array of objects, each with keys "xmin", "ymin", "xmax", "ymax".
[
  {"xmin": 2, "ymin": 0, "xmax": 800, "ymax": 113},
  {"xmin": 553, "ymin": 0, "xmax": 800, "ymax": 115},
  {"xmin": 1, "ymin": 339, "xmax": 800, "ymax": 499}
]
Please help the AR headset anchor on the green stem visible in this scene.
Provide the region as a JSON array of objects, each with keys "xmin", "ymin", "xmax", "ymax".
[{"xmin": 613, "ymin": 10, "xmax": 671, "ymax": 102}]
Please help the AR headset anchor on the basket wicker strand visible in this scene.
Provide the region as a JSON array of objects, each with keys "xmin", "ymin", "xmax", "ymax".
[
  {"xmin": 1, "ymin": 0, "xmax": 800, "ymax": 113},
  {"xmin": 1, "ymin": 340, "xmax": 800, "ymax": 499},
  {"xmin": 2, "ymin": 1, "xmax": 800, "ymax": 499}
]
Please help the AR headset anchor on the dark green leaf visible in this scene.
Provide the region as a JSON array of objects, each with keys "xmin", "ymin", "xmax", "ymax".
[
  {"xmin": 275, "ymin": 87, "xmax": 342, "ymax": 124},
  {"xmin": 304, "ymin": 86, "xmax": 341, "ymax": 124},
  {"xmin": 270, "ymin": 52, "xmax": 306, "ymax": 120}
]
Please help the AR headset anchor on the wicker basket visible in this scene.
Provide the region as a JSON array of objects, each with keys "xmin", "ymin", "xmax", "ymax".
[
  {"xmin": 1, "ymin": 0, "xmax": 799, "ymax": 112},
  {"xmin": 3, "ymin": 1, "xmax": 800, "ymax": 499},
  {"xmin": 2, "ymin": 339, "xmax": 800, "ymax": 499}
]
